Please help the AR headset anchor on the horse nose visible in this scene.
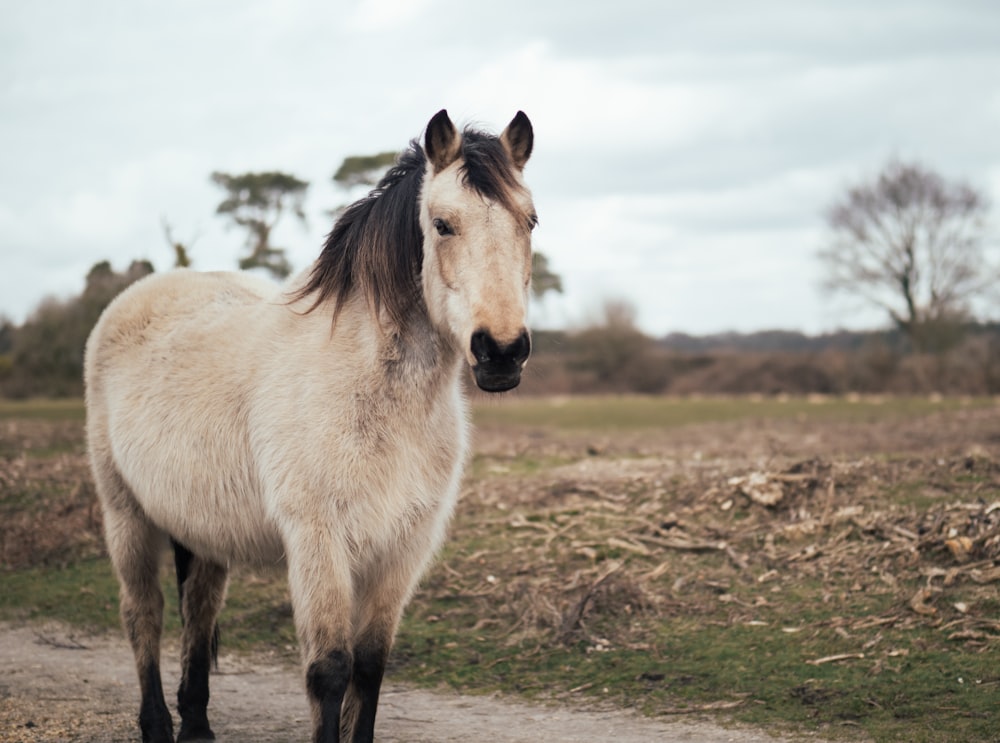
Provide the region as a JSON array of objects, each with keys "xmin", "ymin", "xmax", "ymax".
[
  {"xmin": 470, "ymin": 328, "xmax": 530, "ymax": 392},
  {"xmin": 470, "ymin": 329, "xmax": 530, "ymax": 366}
]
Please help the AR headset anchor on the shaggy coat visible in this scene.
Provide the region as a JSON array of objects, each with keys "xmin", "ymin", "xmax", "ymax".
[{"xmin": 85, "ymin": 109, "xmax": 535, "ymax": 743}]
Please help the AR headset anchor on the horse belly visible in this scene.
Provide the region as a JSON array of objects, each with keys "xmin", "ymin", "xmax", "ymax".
[
  {"xmin": 123, "ymin": 456, "xmax": 283, "ymax": 565},
  {"xmin": 105, "ymin": 372, "xmax": 284, "ymax": 567},
  {"xmin": 91, "ymin": 271, "xmax": 286, "ymax": 566}
]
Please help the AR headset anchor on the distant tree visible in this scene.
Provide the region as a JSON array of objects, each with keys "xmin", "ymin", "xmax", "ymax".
[
  {"xmin": 210, "ymin": 171, "xmax": 309, "ymax": 280},
  {"xmin": 819, "ymin": 160, "xmax": 996, "ymax": 352},
  {"xmin": 328, "ymin": 150, "xmax": 398, "ymax": 217},
  {"xmin": 0, "ymin": 317, "xmax": 13, "ymax": 356},
  {"xmin": 568, "ymin": 299, "xmax": 668, "ymax": 393},
  {"xmin": 333, "ymin": 151, "xmax": 399, "ymax": 190},
  {"xmin": 531, "ymin": 251, "xmax": 563, "ymax": 301},
  {"xmin": 2, "ymin": 260, "xmax": 153, "ymax": 398},
  {"xmin": 0, "ymin": 317, "xmax": 13, "ymax": 384},
  {"xmin": 161, "ymin": 217, "xmax": 197, "ymax": 268}
]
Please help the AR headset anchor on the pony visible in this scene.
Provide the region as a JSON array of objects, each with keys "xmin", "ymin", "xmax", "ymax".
[{"xmin": 84, "ymin": 109, "xmax": 536, "ymax": 743}]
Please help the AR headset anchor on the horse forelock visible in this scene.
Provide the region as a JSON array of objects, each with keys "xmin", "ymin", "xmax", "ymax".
[{"xmin": 459, "ymin": 128, "xmax": 534, "ymax": 229}]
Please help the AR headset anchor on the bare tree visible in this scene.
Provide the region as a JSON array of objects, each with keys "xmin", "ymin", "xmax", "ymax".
[
  {"xmin": 819, "ymin": 160, "xmax": 996, "ymax": 351},
  {"xmin": 568, "ymin": 299, "xmax": 668, "ymax": 393},
  {"xmin": 160, "ymin": 217, "xmax": 199, "ymax": 268}
]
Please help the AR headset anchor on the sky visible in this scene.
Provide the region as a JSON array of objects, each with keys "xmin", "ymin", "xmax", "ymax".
[{"xmin": 2, "ymin": 0, "xmax": 999, "ymax": 336}]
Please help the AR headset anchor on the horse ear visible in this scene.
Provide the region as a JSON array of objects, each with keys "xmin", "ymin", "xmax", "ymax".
[
  {"xmin": 425, "ymin": 109, "xmax": 461, "ymax": 172},
  {"xmin": 501, "ymin": 111, "xmax": 533, "ymax": 170}
]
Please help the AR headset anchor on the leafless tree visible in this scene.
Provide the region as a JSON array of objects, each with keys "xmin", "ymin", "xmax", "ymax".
[
  {"xmin": 819, "ymin": 160, "xmax": 996, "ymax": 351},
  {"xmin": 161, "ymin": 217, "xmax": 199, "ymax": 268}
]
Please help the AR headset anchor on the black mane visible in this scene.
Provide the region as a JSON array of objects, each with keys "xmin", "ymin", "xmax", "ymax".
[
  {"xmin": 292, "ymin": 143, "xmax": 426, "ymax": 329},
  {"xmin": 293, "ymin": 126, "xmax": 527, "ymax": 330}
]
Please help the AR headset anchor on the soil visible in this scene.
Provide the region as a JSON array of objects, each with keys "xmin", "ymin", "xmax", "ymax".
[{"xmin": 0, "ymin": 622, "xmax": 802, "ymax": 743}]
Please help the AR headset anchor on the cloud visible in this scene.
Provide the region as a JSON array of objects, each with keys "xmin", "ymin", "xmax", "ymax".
[
  {"xmin": 349, "ymin": 0, "xmax": 439, "ymax": 31},
  {"xmin": 2, "ymin": 1, "xmax": 999, "ymax": 334},
  {"xmin": 447, "ymin": 42, "xmax": 728, "ymax": 154}
]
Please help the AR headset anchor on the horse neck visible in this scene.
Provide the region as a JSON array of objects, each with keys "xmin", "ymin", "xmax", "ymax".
[
  {"xmin": 380, "ymin": 308, "xmax": 463, "ymax": 400},
  {"xmin": 312, "ymin": 289, "xmax": 459, "ymax": 394},
  {"xmin": 286, "ymin": 269, "xmax": 464, "ymax": 406}
]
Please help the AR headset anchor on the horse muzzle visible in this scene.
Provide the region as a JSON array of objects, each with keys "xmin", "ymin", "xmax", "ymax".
[{"xmin": 470, "ymin": 328, "xmax": 530, "ymax": 392}]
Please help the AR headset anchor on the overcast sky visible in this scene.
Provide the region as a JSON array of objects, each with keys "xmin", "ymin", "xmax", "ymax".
[{"xmin": 3, "ymin": 0, "xmax": 999, "ymax": 335}]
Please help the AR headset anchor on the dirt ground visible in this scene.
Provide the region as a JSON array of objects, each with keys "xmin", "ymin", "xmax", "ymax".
[{"xmin": 0, "ymin": 622, "xmax": 802, "ymax": 743}]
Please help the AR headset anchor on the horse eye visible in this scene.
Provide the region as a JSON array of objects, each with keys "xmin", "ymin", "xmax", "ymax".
[
  {"xmin": 433, "ymin": 218, "xmax": 453, "ymax": 236},
  {"xmin": 529, "ymin": 214, "xmax": 539, "ymax": 231}
]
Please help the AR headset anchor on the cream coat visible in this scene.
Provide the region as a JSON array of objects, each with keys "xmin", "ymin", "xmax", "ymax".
[{"xmin": 84, "ymin": 109, "xmax": 535, "ymax": 743}]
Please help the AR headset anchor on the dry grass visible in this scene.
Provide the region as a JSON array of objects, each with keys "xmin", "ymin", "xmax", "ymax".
[
  {"xmin": 0, "ymin": 419, "xmax": 101, "ymax": 569},
  {"xmin": 426, "ymin": 420, "xmax": 1000, "ymax": 657},
  {"xmin": 3, "ymin": 397, "xmax": 1000, "ymax": 740}
]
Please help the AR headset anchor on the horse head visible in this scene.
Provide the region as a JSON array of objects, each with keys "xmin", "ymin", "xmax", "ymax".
[{"xmin": 419, "ymin": 110, "xmax": 536, "ymax": 392}]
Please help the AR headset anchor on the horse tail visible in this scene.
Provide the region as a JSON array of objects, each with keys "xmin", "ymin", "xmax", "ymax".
[{"xmin": 171, "ymin": 538, "xmax": 220, "ymax": 667}]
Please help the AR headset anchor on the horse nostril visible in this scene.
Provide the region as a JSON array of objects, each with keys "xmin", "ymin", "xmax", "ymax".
[
  {"xmin": 470, "ymin": 330, "xmax": 496, "ymax": 364},
  {"xmin": 510, "ymin": 330, "xmax": 531, "ymax": 366}
]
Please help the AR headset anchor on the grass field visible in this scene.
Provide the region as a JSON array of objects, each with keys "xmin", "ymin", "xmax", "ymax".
[
  {"xmin": 472, "ymin": 393, "xmax": 991, "ymax": 429},
  {"xmin": 2, "ymin": 395, "xmax": 999, "ymax": 742},
  {"xmin": 0, "ymin": 398, "xmax": 87, "ymax": 421}
]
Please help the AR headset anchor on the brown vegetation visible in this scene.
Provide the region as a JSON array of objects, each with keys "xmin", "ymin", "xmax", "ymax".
[
  {"xmin": 0, "ymin": 419, "xmax": 101, "ymax": 568},
  {"xmin": 448, "ymin": 409, "xmax": 1000, "ymax": 659},
  {"xmin": 0, "ymin": 261, "xmax": 152, "ymax": 399},
  {"xmin": 525, "ymin": 326, "xmax": 1000, "ymax": 397}
]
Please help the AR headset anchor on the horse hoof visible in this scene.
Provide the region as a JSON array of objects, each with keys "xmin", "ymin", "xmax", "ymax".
[
  {"xmin": 177, "ymin": 722, "xmax": 216, "ymax": 741},
  {"xmin": 140, "ymin": 719, "xmax": 175, "ymax": 743}
]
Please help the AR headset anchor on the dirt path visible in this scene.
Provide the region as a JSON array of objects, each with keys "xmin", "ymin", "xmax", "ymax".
[{"xmin": 0, "ymin": 622, "xmax": 811, "ymax": 743}]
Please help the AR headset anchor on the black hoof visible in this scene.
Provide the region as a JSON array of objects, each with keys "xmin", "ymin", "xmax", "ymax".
[
  {"xmin": 141, "ymin": 728, "xmax": 175, "ymax": 743},
  {"xmin": 140, "ymin": 713, "xmax": 175, "ymax": 743},
  {"xmin": 177, "ymin": 721, "xmax": 216, "ymax": 741}
]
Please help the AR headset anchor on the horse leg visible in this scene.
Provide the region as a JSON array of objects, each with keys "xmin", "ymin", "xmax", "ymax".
[
  {"xmin": 172, "ymin": 539, "xmax": 228, "ymax": 742},
  {"xmin": 340, "ymin": 607, "xmax": 394, "ymax": 743},
  {"xmin": 284, "ymin": 527, "xmax": 355, "ymax": 743},
  {"xmin": 341, "ymin": 544, "xmax": 432, "ymax": 743},
  {"xmin": 101, "ymin": 498, "xmax": 173, "ymax": 743}
]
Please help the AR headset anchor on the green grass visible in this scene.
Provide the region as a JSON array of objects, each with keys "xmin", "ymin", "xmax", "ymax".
[
  {"xmin": 0, "ymin": 559, "xmax": 123, "ymax": 629},
  {"xmin": 391, "ymin": 578, "xmax": 1000, "ymax": 742},
  {"xmin": 0, "ymin": 398, "xmax": 86, "ymax": 421},
  {"xmin": 215, "ymin": 568, "xmax": 298, "ymax": 654},
  {"xmin": 0, "ymin": 559, "xmax": 299, "ymax": 652},
  {"xmin": 468, "ymin": 452, "xmax": 573, "ymax": 479},
  {"xmin": 0, "ymin": 395, "xmax": 992, "ymax": 428},
  {"xmin": 473, "ymin": 394, "xmax": 996, "ymax": 430},
  {"xmin": 4, "ymin": 553, "xmax": 996, "ymax": 741}
]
